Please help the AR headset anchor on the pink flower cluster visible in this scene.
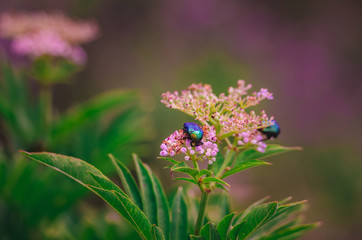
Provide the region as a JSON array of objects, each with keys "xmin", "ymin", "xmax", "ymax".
[
  {"xmin": 160, "ymin": 125, "xmax": 219, "ymax": 164},
  {"xmin": 237, "ymin": 130, "xmax": 268, "ymax": 153},
  {"xmin": 161, "ymin": 80, "xmax": 274, "ymax": 134},
  {"xmin": 0, "ymin": 11, "xmax": 99, "ymax": 64}
]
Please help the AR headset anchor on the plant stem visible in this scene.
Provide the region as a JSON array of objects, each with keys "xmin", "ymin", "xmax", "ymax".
[
  {"xmin": 194, "ymin": 191, "xmax": 209, "ymax": 235},
  {"xmin": 215, "ymin": 148, "xmax": 234, "ymax": 178}
]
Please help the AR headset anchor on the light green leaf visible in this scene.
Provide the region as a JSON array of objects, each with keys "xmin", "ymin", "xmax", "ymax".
[
  {"xmin": 217, "ymin": 212, "xmax": 236, "ymax": 240},
  {"xmin": 149, "ymin": 169, "xmax": 171, "ymax": 239},
  {"xmin": 158, "ymin": 157, "xmax": 180, "ymax": 165},
  {"xmin": 171, "ymin": 187, "xmax": 188, "ymax": 240},
  {"xmin": 222, "ymin": 160, "xmax": 271, "ymax": 179},
  {"xmin": 259, "ymin": 222, "xmax": 321, "ymax": 240},
  {"xmin": 200, "ymin": 222, "xmax": 221, "ymax": 240},
  {"xmin": 197, "ymin": 169, "xmax": 213, "ymax": 178},
  {"xmin": 238, "ymin": 202, "xmax": 278, "ymax": 240},
  {"xmin": 22, "ymin": 151, "xmax": 152, "ymax": 240},
  {"xmin": 236, "ymin": 145, "xmax": 301, "ymax": 165},
  {"xmin": 202, "ymin": 177, "xmax": 230, "ymax": 187},
  {"xmin": 110, "ymin": 154, "xmax": 143, "ymax": 209},
  {"xmin": 171, "ymin": 161, "xmax": 199, "ymax": 177},
  {"xmin": 174, "ymin": 177, "xmax": 198, "ymax": 184},
  {"xmin": 151, "ymin": 225, "xmax": 166, "ymax": 240},
  {"xmin": 133, "ymin": 154, "xmax": 158, "ymax": 225}
]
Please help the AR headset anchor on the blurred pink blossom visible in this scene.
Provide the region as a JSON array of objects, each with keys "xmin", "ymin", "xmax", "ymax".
[{"xmin": 0, "ymin": 11, "xmax": 99, "ymax": 64}]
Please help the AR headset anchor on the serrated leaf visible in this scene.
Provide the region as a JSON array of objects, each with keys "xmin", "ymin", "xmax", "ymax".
[
  {"xmin": 158, "ymin": 157, "xmax": 180, "ymax": 165},
  {"xmin": 202, "ymin": 177, "xmax": 230, "ymax": 187},
  {"xmin": 151, "ymin": 225, "xmax": 166, "ymax": 240},
  {"xmin": 174, "ymin": 177, "xmax": 198, "ymax": 184},
  {"xmin": 171, "ymin": 187, "xmax": 188, "ymax": 240},
  {"xmin": 238, "ymin": 202, "xmax": 278, "ymax": 240},
  {"xmin": 249, "ymin": 201, "xmax": 307, "ymax": 238},
  {"xmin": 171, "ymin": 161, "xmax": 199, "ymax": 177},
  {"xmin": 217, "ymin": 212, "xmax": 236, "ymax": 240},
  {"xmin": 200, "ymin": 222, "xmax": 221, "ymax": 240},
  {"xmin": 149, "ymin": 169, "xmax": 171, "ymax": 239},
  {"xmin": 21, "ymin": 151, "xmax": 152, "ymax": 240},
  {"xmin": 110, "ymin": 154, "xmax": 143, "ymax": 209},
  {"xmin": 235, "ymin": 196, "xmax": 270, "ymax": 224},
  {"xmin": 133, "ymin": 154, "xmax": 158, "ymax": 225},
  {"xmin": 222, "ymin": 160, "xmax": 271, "ymax": 179}
]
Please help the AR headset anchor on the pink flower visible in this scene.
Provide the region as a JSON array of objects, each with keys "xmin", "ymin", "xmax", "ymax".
[{"xmin": 0, "ymin": 11, "xmax": 99, "ymax": 65}]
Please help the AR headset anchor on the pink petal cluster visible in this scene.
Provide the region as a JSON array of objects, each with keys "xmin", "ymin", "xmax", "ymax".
[
  {"xmin": 160, "ymin": 125, "xmax": 219, "ymax": 164},
  {"xmin": 161, "ymin": 80, "xmax": 274, "ymax": 135},
  {"xmin": 237, "ymin": 130, "xmax": 268, "ymax": 153},
  {"xmin": 0, "ymin": 11, "xmax": 99, "ymax": 64}
]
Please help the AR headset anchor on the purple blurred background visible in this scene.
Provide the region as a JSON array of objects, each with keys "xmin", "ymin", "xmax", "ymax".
[{"xmin": 1, "ymin": 0, "xmax": 362, "ymax": 239}]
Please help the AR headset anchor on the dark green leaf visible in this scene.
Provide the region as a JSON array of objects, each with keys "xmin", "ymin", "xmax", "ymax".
[
  {"xmin": 202, "ymin": 177, "xmax": 230, "ymax": 187},
  {"xmin": 89, "ymin": 186, "xmax": 153, "ymax": 240},
  {"xmin": 151, "ymin": 225, "xmax": 166, "ymax": 240},
  {"xmin": 133, "ymin": 154, "xmax": 158, "ymax": 225},
  {"xmin": 52, "ymin": 90, "xmax": 139, "ymax": 140},
  {"xmin": 189, "ymin": 235, "xmax": 205, "ymax": 240},
  {"xmin": 235, "ymin": 196, "xmax": 270, "ymax": 224},
  {"xmin": 197, "ymin": 169, "xmax": 213, "ymax": 178},
  {"xmin": 237, "ymin": 202, "xmax": 278, "ymax": 240},
  {"xmin": 217, "ymin": 212, "xmax": 236, "ymax": 240},
  {"xmin": 200, "ymin": 222, "xmax": 221, "ymax": 240},
  {"xmin": 171, "ymin": 187, "xmax": 188, "ymax": 240},
  {"xmin": 149, "ymin": 169, "xmax": 171, "ymax": 239},
  {"xmin": 22, "ymin": 151, "xmax": 152, "ymax": 240},
  {"xmin": 222, "ymin": 160, "xmax": 271, "ymax": 179},
  {"xmin": 229, "ymin": 221, "xmax": 245, "ymax": 240},
  {"xmin": 110, "ymin": 154, "xmax": 143, "ymax": 209}
]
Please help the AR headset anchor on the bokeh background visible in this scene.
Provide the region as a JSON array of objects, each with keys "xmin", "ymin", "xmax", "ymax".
[{"xmin": 1, "ymin": 0, "xmax": 362, "ymax": 239}]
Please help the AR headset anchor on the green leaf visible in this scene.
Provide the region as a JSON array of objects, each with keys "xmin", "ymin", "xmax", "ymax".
[
  {"xmin": 171, "ymin": 187, "xmax": 188, "ymax": 240},
  {"xmin": 197, "ymin": 169, "xmax": 213, "ymax": 178},
  {"xmin": 171, "ymin": 161, "xmax": 199, "ymax": 177},
  {"xmin": 158, "ymin": 157, "xmax": 180, "ymax": 165},
  {"xmin": 200, "ymin": 222, "xmax": 221, "ymax": 240},
  {"xmin": 151, "ymin": 225, "xmax": 166, "ymax": 240},
  {"xmin": 229, "ymin": 221, "xmax": 245, "ymax": 240},
  {"xmin": 22, "ymin": 151, "xmax": 152, "ymax": 240},
  {"xmin": 174, "ymin": 177, "xmax": 198, "ymax": 184},
  {"xmin": 236, "ymin": 145, "xmax": 301, "ymax": 164},
  {"xmin": 237, "ymin": 202, "xmax": 278, "ymax": 239},
  {"xmin": 217, "ymin": 212, "xmax": 236, "ymax": 240},
  {"xmin": 249, "ymin": 201, "xmax": 307, "ymax": 238},
  {"xmin": 52, "ymin": 90, "xmax": 139, "ymax": 140},
  {"xmin": 235, "ymin": 196, "xmax": 270, "ymax": 223},
  {"xmin": 189, "ymin": 235, "xmax": 204, "ymax": 240},
  {"xmin": 222, "ymin": 160, "xmax": 271, "ymax": 179},
  {"xmin": 133, "ymin": 154, "xmax": 158, "ymax": 225},
  {"xmin": 202, "ymin": 177, "xmax": 230, "ymax": 187},
  {"xmin": 149, "ymin": 169, "xmax": 171, "ymax": 239},
  {"xmin": 259, "ymin": 222, "xmax": 320, "ymax": 240},
  {"xmin": 110, "ymin": 154, "xmax": 143, "ymax": 209},
  {"xmin": 89, "ymin": 185, "xmax": 152, "ymax": 240}
]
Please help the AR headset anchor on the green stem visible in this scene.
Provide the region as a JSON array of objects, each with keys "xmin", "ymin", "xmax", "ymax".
[
  {"xmin": 215, "ymin": 148, "xmax": 234, "ymax": 178},
  {"xmin": 194, "ymin": 191, "xmax": 210, "ymax": 235}
]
